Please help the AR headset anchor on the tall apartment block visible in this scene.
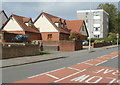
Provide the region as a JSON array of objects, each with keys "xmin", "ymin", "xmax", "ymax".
[{"xmin": 77, "ymin": 9, "xmax": 109, "ymax": 38}]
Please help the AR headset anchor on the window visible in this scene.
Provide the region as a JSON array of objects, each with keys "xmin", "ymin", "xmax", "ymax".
[
  {"xmin": 86, "ymin": 20, "xmax": 88, "ymax": 23},
  {"xmin": 107, "ymin": 18, "xmax": 108, "ymax": 22},
  {"xmin": 94, "ymin": 35, "xmax": 99, "ymax": 38},
  {"xmin": 93, "ymin": 11, "xmax": 100, "ymax": 16},
  {"xmin": 86, "ymin": 12, "xmax": 88, "ymax": 15},
  {"xmin": 47, "ymin": 34, "xmax": 52, "ymax": 40},
  {"xmin": 25, "ymin": 21, "xmax": 32, "ymax": 27},
  {"xmin": 82, "ymin": 26, "xmax": 84, "ymax": 31},
  {"xmin": 94, "ymin": 27, "xmax": 100, "ymax": 31},
  {"xmin": 55, "ymin": 22, "xmax": 59, "ymax": 27},
  {"xmin": 28, "ymin": 21, "xmax": 32, "ymax": 27}
]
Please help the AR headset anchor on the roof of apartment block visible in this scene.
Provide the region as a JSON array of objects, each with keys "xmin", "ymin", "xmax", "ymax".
[
  {"xmin": 2, "ymin": 14, "xmax": 40, "ymax": 33},
  {"xmin": 77, "ymin": 9, "xmax": 109, "ymax": 15}
]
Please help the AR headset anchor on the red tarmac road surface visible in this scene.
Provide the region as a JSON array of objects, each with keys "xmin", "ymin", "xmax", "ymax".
[{"xmin": 12, "ymin": 51, "xmax": 120, "ymax": 84}]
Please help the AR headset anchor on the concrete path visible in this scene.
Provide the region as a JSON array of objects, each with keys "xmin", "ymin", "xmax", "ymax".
[{"xmin": 1, "ymin": 45, "xmax": 118, "ymax": 68}]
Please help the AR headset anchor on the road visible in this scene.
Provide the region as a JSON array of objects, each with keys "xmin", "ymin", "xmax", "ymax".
[{"xmin": 2, "ymin": 46, "xmax": 120, "ymax": 84}]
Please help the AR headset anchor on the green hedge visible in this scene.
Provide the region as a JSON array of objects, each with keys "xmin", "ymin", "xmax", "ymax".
[{"xmin": 91, "ymin": 33, "xmax": 120, "ymax": 45}]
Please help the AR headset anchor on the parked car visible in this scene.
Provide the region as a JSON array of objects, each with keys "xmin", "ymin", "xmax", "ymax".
[
  {"xmin": 82, "ymin": 40, "xmax": 88, "ymax": 46},
  {"xmin": 12, "ymin": 34, "xmax": 29, "ymax": 42}
]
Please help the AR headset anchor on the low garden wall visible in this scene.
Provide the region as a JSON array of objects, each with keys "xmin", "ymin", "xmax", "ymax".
[
  {"xmin": 59, "ymin": 40, "xmax": 82, "ymax": 51},
  {"xmin": 39, "ymin": 40, "xmax": 82, "ymax": 51},
  {"xmin": 42, "ymin": 45, "xmax": 59, "ymax": 51},
  {"xmin": 1, "ymin": 43, "xmax": 39, "ymax": 59},
  {"xmin": 92, "ymin": 42, "xmax": 112, "ymax": 48}
]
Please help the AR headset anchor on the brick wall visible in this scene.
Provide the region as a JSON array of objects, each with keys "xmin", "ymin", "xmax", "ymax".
[
  {"xmin": 41, "ymin": 32, "xmax": 59, "ymax": 41},
  {"xmin": 42, "ymin": 46, "xmax": 59, "ymax": 51},
  {"xmin": 38, "ymin": 40, "xmax": 82, "ymax": 51},
  {"xmin": 41, "ymin": 32, "xmax": 70, "ymax": 41},
  {"xmin": 75, "ymin": 40, "xmax": 83, "ymax": 50},
  {"xmin": 92, "ymin": 42, "xmax": 112, "ymax": 48},
  {"xmin": 81, "ymin": 35, "xmax": 88, "ymax": 40},
  {"xmin": 59, "ymin": 33, "xmax": 70, "ymax": 40},
  {"xmin": 1, "ymin": 44, "xmax": 39, "ymax": 59},
  {"xmin": 25, "ymin": 32, "xmax": 41, "ymax": 40},
  {"xmin": 59, "ymin": 40, "xmax": 82, "ymax": 51},
  {"xmin": 40, "ymin": 40, "xmax": 59, "ymax": 46}
]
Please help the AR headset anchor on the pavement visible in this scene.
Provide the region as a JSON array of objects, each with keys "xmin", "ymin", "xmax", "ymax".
[
  {"xmin": 10, "ymin": 50, "xmax": 120, "ymax": 84},
  {"xmin": 1, "ymin": 45, "xmax": 118, "ymax": 68}
]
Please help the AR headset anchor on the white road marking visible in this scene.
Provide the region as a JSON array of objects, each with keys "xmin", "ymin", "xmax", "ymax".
[
  {"xmin": 28, "ymin": 67, "xmax": 65, "ymax": 78},
  {"xmin": 77, "ymin": 59, "xmax": 93, "ymax": 64},
  {"xmin": 83, "ymin": 63, "xmax": 93, "ymax": 66},
  {"xmin": 95, "ymin": 59, "xmax": 103, "ymax": 61},
  {"xmin": 95, "ymin": 60, "xmax": 108, "ymax": 66},
  {"xmin": 46, "ymin": 74, "xmax": 59, "ymax": 79},
  {"xmin": 95, "ymin": 55, "xmax": 118, "ymax": 66},
  {"xmin": 28, "ymin": 52, "xmax": 118, "ymax": 80},
  {"xmin": 67, "ymin": 67, "xmax": 81, "ymax": 71},
  {"xmin": 54, "ymin": 69, "xmax": 86, "ymax": 83}
]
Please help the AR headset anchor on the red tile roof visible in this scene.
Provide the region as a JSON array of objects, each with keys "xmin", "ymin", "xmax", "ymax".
[
  {"xmin": 12, "ymin": 14, "xmax": 39, "ymax": 33},
  {"xmin": 2, "ymin": 14, "xmax": 40, "ymax": 34},
  {"xmin": 51, "ymin": 18, "xmax": 60, "ymax": 22},
  {"xmin": 34, "ymin": 12, "xmax": 88, "ymax": 36},
  {"xmin": 35, "ymin": 12, "xmax": 70, "ymax": 34},
  {"xmin": 22, "ymin": 17, "xmax": 31, "ymax": 22},
  {"xmin": 66, "ymin": 20, "xmax": 84, "ymax": 33}
]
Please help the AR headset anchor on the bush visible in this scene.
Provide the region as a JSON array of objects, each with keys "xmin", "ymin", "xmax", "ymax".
[
  {"xmin": 70, "ymin": 32, "xmax": 81, "ymax": 40},
  {"xmin": 91, "ymin": 32, "xmax": 120, "ymax": 45}
]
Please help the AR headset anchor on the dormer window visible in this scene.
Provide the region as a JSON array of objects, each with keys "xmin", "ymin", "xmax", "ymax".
[
  {"xmin": 55, "ymin": 22, "xmax": 59, "ymax": 27},
  {"xmin": 25, "ymin": 21, "xmax": 32, "ymax": 27},
  {"xmin": 28, "ymin": 21, "xmax": 32, "ymax": 27}
]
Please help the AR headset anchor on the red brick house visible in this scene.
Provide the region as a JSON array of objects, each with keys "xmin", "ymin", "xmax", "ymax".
[
  {"xmin": 34, "ymin": 12, "xmax": 70, "ymax": 41},
  {"xmin": 34, "ymin": 12, "xmax": 88, "ymax": 51},
  {"xmin": 34, "ymin": 12, "xmax": 88, "ymax": 41},
  {"xmin": 1, "ymin": 14, "xmax": 41, "ymax": 42}
]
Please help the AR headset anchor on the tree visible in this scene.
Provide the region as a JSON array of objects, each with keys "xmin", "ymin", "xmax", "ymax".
[
  {"xmin": 97, "ymin": 3, "xmax": 119, "ymax": 33},
  {"xmin": 70, "ymin": 32, "xmax": 81, "ymax": 40}
]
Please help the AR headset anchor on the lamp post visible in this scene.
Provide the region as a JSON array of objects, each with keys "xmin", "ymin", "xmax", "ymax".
[
  {"xmin": 88, "ymin": 2, "xmax": 92, "ymax": 51},
  {"xmin": 116, "ymin": 33, "xmax": 119, "ymax": 46},
  {"xmin": 88, "ymin": 37, "xmax": 91, "ymax": 51}
]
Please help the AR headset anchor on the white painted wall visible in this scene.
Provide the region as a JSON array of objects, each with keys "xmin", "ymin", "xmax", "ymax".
[
  {"xmin": 93, "ymin": 31, "xmax": 100, "ymax": 35},
  {"xmin": 3, "ymin": 17, "xmax": 23, "ymax": 31},
  {"xmin": 34, "ymin": 15, "xmax": 58, "ymax": 32},
  {"xmin": 94, "ymin": 24, "xmax": 100, "ymax": 27},
  {"xmin": 94, "ymin": 16, "xmax": 100, "ymax": 19},
  {"xmin": 80, "ymin": 23, "xmax": 88, "ymax": 36}
]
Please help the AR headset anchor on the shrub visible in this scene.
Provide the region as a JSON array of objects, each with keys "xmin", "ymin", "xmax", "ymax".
[
  {"xmin": 70, "ymin": 32, "xmax": 81, "ymax": 40},
  {"xmin": 91, "ymin": 32, "xmax": 120, "ymax": 45}
]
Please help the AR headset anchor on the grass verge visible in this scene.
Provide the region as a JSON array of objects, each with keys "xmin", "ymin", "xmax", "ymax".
[{"xmin": 39, "ymin": 51, "xmax": 51, "ymax": 55}]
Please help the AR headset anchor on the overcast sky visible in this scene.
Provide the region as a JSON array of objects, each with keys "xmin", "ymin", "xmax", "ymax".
[{"xmin": 2, "ymin": 2, "xmax": 119, "ymax": 21}]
